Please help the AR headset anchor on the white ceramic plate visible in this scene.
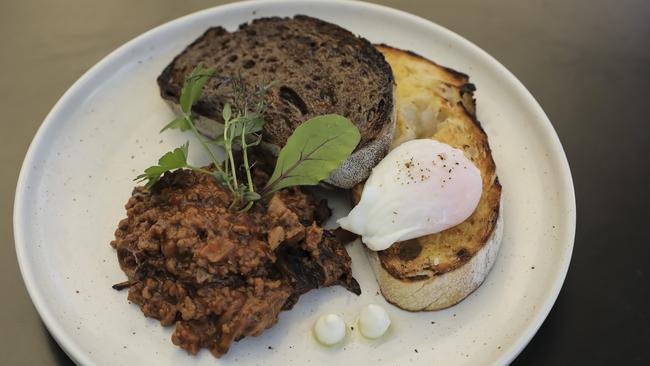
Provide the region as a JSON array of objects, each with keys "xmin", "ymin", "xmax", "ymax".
[{"xmin": 14, "ymin": 1, "xmax": 575, "ymax": 365}]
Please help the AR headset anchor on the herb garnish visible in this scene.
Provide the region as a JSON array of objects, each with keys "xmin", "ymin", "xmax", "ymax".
[
  {"xmin": 135, "ymin": 142, "xmax": 192, "ymax": 188},
  {"xmin": 136, "ymin": 65, "xmax": 360, "ymax": 210},
  {"xmin": 260, "ymin": 115, "xmax": 360, "ymax": 196}
]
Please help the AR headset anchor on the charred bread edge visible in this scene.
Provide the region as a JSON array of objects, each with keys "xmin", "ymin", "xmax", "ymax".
[
  {"xmin": 375, "ymin": 43, "xmax": 470, "ymax": 81},
  {"xmin": 367, "ymin": 197, "xmax": 503, "ymax": 311}
]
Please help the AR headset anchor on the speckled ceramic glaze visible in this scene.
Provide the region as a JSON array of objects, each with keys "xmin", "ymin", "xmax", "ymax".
[{"xmin": 14, "ymin": 1, "xmax": 575, "ymax": 365}]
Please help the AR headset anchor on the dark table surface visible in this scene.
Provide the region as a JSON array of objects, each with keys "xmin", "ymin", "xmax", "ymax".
[{"xmin": 1, "ymin": 0, "xmax": 648, "ymax": 364}]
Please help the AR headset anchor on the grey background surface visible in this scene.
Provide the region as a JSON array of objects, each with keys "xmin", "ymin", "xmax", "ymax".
[{"xmin": 1, "ymin": 0, "xmax": 648, "ymax": 364}]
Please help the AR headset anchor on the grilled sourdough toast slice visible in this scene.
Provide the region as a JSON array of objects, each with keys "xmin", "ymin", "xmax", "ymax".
[
  {"xmin": 359, "ymin": 45, "xmax": 503, "ymax": 311},
  {"xmin": 157, "ymin": 15, "xmax": 395, "ymax": 189}
]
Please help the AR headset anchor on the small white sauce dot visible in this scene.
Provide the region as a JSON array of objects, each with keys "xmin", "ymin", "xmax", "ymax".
[
  {"xmin": 313, "ymin": 314, "xmax": 345, "ymax": 345},
  {"xmin": 359, "ymin": 304, "xmax": 391, "ymax": 339}
]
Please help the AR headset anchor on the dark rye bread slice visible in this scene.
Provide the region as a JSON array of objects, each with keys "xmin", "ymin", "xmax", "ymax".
[{"xmin": 157, "ymin": 15, "xmax": 396, "ymax": 188}]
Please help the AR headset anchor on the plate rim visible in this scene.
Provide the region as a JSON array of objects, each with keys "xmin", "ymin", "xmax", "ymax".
[{"xmin": 13, "ymin": 1, "xmax": 576, "ymax": 365}]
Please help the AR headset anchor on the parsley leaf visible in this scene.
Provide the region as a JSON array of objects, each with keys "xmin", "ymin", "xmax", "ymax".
[{"xmin": 135, "ymin": 142, "xmax": 190, "ymax": 188}]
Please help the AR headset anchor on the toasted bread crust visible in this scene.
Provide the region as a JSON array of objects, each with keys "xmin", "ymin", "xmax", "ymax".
[
  {"xmin": 367, "ymin": 203, "xmax": 503, "ymax": 311},
  {"xmin": 358, "ymin": 45, "xmax": 502, "ymax": 310}
]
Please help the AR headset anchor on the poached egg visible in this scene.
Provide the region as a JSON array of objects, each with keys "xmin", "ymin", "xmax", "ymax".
[{"xmin": 338, "ymin": 139, "xmax": 482, "ymax": 251}]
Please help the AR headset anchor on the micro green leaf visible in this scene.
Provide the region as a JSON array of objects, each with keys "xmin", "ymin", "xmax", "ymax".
[
  {"xmin": 222, "ymin": 103, "xmax": 232, "ymax": 122},
  {"xmin": 242, "ymin": 191, "xmax": 261, "ymax": 202},
  {"xmin": 262, "ymin": 115, "xmax": 360, "ymax": 195},
  {"xmin": 180, "ymin": 65, "xmax": 214, "ymax": 114},
  {"xmin": 230, "ymin": 114, "xmax": 265, "ymax": 138},
  {"xmin": 160, "ymin": 116, "xmax": 190, "ymax": 133},
  {"xmin": 212, "ymin": 114, "xmax": 264, "ymax": 147},
  {"xmin": 211, "ymin": 134, "xmax": 227, "ymax": 148},
  {"xmin": 135, "ymin": 142, "xmax": 190, "ymax": 188},
  {"xmin": 158, "ymin": 142, "xmax": 189, "ymax": 167},
  {"xmin": 211, "ymin": 170, "xmax": 229, "ymax": 186}
]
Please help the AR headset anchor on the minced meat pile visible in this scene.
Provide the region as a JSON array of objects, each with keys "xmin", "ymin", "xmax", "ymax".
[{"xmin": 110, "ymin": 168, "xmax": 360, "ymax": 357}]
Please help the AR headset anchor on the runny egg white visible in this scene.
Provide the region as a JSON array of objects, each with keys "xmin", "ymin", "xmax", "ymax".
[{"xmin": 338, "ymin": 139, "xmax": 482, "ymax": 251}]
